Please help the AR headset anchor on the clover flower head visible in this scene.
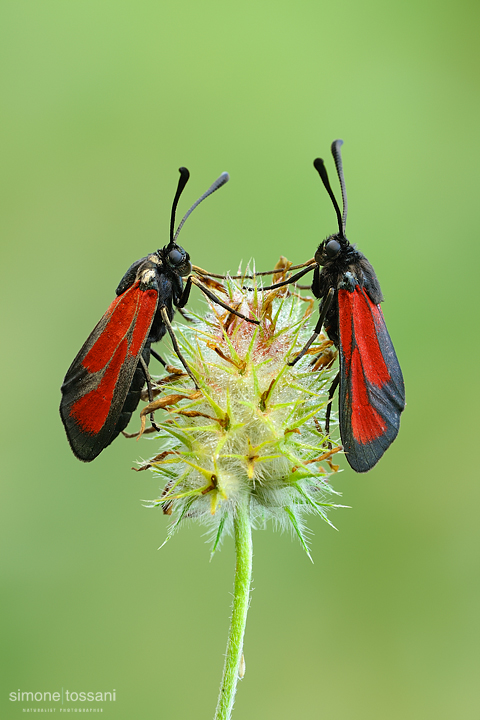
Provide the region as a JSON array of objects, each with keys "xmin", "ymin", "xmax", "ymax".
[{"xmin": 138, "ymin": 262, "xmax": 345, "ymax": 557}]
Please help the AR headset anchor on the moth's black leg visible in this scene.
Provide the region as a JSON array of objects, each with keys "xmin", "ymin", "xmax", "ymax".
[
  {"xmin": 178, "ymin": 275, "xmax": 193, "ymax": 308},
  {"xmin": 139, "ymin": 355, "xmax": 161, "ymax": 431},
  {"xmin": 150, "ymin": 349, "xmax": 167, "ymax": 367},
  {"xmin": 150, "ymin": 346, "xmax": 186, "ymax": 379},
  {"xmin": 311, "ymin": 265, "xmax": 321, "ymax": 296},
  {"xmin": 245, "ymin": 264, "xmax": 315, "ymax": 292},
  {"xmin": 288, "ymin": 287, "xmax": 335, "ymax": 366},
  {"xmin": 192, "ymin": 258, "xmax": 315, "ymax": 280},
  {"xmin": 325, "ymin": 371, "xmax": 340, "ymax": 437},
  {"xmin": 177, "ymin": 307, "xmax": 195, "ymax": 323},
  {"xmin": 160, "ymin": 306, "xmax": 200, "ymax": 389},
  {"xmin": 182, "ymin": 275, "xmax": 259, "ymax": 325}
]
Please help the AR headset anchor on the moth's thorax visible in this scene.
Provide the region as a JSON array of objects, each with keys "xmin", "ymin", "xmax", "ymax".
[{"xmin": 138, "ymin": 267, "xmax": 157, "ymax": 289}]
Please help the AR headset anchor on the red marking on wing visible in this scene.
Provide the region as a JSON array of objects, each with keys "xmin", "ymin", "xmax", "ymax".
[
  {"xmin": 71, "ymin": 338, "xmax": 128, "ymax": 433},
  {"xmin": 82, "ymin": 283, "xmax": 158, "ymax": 372},
  {"xmin": 82, "ymin": 282, "xmax": 141, "ymax": 373},
  {"xmin": 350, "ymin": 347, "xmax": 387, "ymax": 443},
  {"xmin": 338, "ymin": 287, "xmax": 393, "ymax": 445},
  {"xmin": 339, "ymin": 290, "xmax": 354, "ymax": 365},
  {"xmin": 129, "ymin": 290, "xmax": 158, "ymax": 356},
  {"xmin": 339, "ymin": 288, "xmax": 390, "ymax": 388},
  {"xmin": 352, "ymin": 292, "xmax": 390, "ymax": 387},
  {"xmin": 69, "ymin": 283, "xmax": 158, "ymax": 434}
]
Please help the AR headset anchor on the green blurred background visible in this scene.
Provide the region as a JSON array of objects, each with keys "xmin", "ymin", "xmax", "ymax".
[{"xmin": 1, "ymin": 0, "xmax": 479, "ymax": 718}]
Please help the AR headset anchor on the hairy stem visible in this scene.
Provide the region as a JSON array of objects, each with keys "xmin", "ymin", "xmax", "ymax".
[{"xmin": 214, "ymin": 498, "xmax": 253, "ymax": 720}]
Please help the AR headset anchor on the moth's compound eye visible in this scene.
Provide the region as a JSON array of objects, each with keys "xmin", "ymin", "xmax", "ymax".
[
  {"xmin": 325, "ymin": 239, "xmax": 341, "ymax": 258},
  {"xmin": 179, "ymin": 258, "xmax": 192, "ymax": 277},
  {"xmin": 168, "ymin": 249, "xmax": 183, "ymax": 265}
]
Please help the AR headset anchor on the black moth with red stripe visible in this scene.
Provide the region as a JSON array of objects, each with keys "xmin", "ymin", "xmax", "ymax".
[
  {"xmin": 257, "ymin": 140, "xmax": 405, "ymax": 472},
  {"xmin": 60, "ymin": 168, "xmax": 258, "ymax": 462}
]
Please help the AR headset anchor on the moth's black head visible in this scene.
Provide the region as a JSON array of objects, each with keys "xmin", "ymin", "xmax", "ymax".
[
  {"xmin": 161, "ymin": 243, "xmax": 192, "ymax": 277},
  {"xmin": 315, "ymin": 234, "xmax": 348, "ymax": 266}
]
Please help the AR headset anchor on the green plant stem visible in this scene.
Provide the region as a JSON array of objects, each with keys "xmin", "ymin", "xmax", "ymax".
[{"xmin": 214, "ymin": 498, "xmax": 253, "ymax": 720}]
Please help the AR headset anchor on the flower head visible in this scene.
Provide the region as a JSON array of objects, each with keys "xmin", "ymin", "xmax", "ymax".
[{"xmin": 137, "ymin": 262, "xmax": 345, "ymax": 557}]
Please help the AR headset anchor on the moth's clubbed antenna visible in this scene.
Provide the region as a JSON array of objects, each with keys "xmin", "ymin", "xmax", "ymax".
[
  {"xmin": 331, "ymin": 139, "xmax": 348, "ymax": 234},
  {"xmin": 313, "ymin": 157, "xmax": 344, "ymax": 237},
  {"xmin": 174, "ymin": 171, "xmax": 230, "ymax": 242},
  {"xmin": 169, "ymin": 167, "xmax": 190, "ymax": 246}
]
